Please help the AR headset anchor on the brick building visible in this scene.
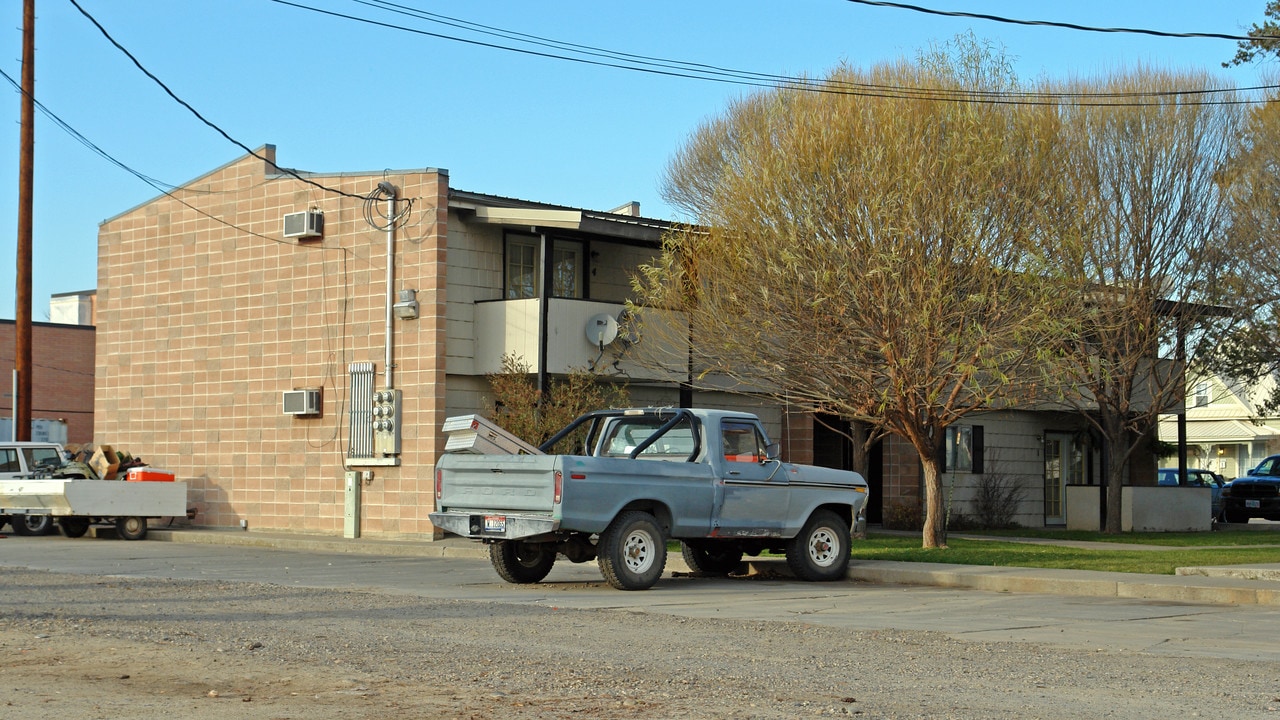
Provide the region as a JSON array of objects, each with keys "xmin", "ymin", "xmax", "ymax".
[
  {"xmin": 96, "ymin": 146, "xmax": 1110, "ymax": 538},
  {"xmin": 97, "ymin": 147, "xmax": 820, "ymax": 537},
  {"xmin": 0, "ymin": 317, "xmax": 95, "ymax": 443}
]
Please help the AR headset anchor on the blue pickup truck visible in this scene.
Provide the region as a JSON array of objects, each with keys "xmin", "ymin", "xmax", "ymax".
[{"xmin": 430, "ymin": 408, "xmax": 870, "ymax": 590}]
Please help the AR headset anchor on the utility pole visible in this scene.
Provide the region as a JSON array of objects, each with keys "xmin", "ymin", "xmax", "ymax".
[{"xmin": 15, "ymin": 0, "xmax": 34, "ymax": 441}]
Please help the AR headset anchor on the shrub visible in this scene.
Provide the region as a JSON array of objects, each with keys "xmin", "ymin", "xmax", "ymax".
[
  {"xmin": 882, "ymin": 500, "xmax": 923, "ymax": 531},
  {"xmin": 485, "ymin": 353, "xmax": 629, "ymax": 447},
  {"xmin": 971, "ymin": 468, "xmax": 1026, "ymax": 529}
]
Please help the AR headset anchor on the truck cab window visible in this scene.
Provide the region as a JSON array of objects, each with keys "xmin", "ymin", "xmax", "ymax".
[
  {"xmin": 601, "ymin": 417, "xmax": 695, "ymax": 459},
  {"xmin": 722, "ymin": 421, "xmax": 766, "ymax": 463}
]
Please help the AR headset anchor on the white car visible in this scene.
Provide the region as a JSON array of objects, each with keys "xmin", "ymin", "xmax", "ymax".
[{"xmin": 0, "ymin": 442, "xmax": 90, "ymax": 535}]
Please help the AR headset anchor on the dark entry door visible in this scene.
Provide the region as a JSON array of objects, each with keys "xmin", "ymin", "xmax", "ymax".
[{"xmin": 813, "ymin": 414, "xmax": 882, "ymax": 524}]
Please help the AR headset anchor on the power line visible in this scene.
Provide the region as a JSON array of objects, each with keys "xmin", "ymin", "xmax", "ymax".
[
  {"xmin": 270, "ymin": 0, "xmax": 1273, "ymax": 106},
  {"xmin": 355, "ymin": 0, "xmax": 1267, "ymax": 101},
  {"xmin": 66, "ymin": 0, "xmax": 366, "ymax": 202},
  {"xmin": 0, "ymin": 66, "xmax": 341, "ymax": 251},
  {"xmin": 842, "ymin": 0, "xmax": 1280, "ymax": 42}
]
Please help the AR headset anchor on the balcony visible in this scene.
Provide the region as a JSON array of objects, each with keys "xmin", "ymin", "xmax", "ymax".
[{"xmin": 473, "ymin": 298, "xmax": 684, "ymax": 382}]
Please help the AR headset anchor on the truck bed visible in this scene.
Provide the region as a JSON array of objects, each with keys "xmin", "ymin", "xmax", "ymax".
[{"xmin": 0, "ymin": 479, "xmax": 188, "ymax": 517}]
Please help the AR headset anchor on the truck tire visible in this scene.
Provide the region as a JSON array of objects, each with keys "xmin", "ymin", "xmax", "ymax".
[
  {"xmin": 680, "ymin": 541, "xmax": 744, "ymax": 575},
  {"xmin": 115, "ymin": 516, "xmax": 148, "ymax": 541},
  {"xmin": 489, "ymin": 540, "xmax": 556, "ymax": 584},
  {"xmin": 598, "ymin": 511, "xmax": 667, "ymax": 591},
  {"xmin": 1222, "ymin": 507, "xmax": 1248, "ymax": 524},
  {"xmin": 786, "ymin": 509, "xmax": 850, "ymax": 582},
  {"xmin": 10, "ymin": 513, "xmax": 54, "ymax": 536},
  {"xmin": 58, "ymin": 517, "xmax": 91, "ymax": 538}
]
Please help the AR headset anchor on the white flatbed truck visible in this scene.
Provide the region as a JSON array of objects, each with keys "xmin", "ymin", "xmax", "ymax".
[{"xmin": 0, "ymin": 477, "xmax": 187, "ymax": 540}]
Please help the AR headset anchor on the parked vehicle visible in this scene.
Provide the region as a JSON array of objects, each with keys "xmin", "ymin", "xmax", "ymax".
[
  {"xmin": 1156, "ymin": 468, "xmax": 1225, "ymax": 520},
  {"xmin": 1221, "ymin": 455, "xmax": 1280, "ymax": 523},
  {"xmin": 0, "ymin": 441, "xmax": 184, "ymax": 540},
  {"xmin": 0, "ymin": 442, "xmax": 92, "ymax": 535},
  {"xmin": 430, "ymin": 408, "xmax": 870, "ymax": 590}
]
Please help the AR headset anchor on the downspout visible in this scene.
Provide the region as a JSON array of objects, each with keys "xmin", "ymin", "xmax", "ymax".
[
  {"xmin": 382, "ymin": 182, "xmax": 398, "ymax": 390},
  {"xmin": 537, "ymin": 230, "xmax": 550, "ymax": 396}
]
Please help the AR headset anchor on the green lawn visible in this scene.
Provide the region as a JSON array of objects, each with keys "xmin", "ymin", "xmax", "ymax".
[{"xmin": 850, "ymin": 530, "xmax": 1280, "ymax": 575}]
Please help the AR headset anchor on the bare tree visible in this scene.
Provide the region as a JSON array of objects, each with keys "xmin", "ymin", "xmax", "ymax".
[
  {"xmin": 632, "ymin": 37, "xmax": 1070, "ymax": 548},
  {"xmin": 1044, "ymin": 69, "xmax": 1245, "ymax": 533}
]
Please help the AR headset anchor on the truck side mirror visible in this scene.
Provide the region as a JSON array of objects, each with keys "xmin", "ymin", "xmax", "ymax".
[{"xmin": 764, "ymin": 442, "xmax": 780, "ymax": 462}]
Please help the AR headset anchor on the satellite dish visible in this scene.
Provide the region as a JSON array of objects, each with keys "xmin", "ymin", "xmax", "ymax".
[{"xmin": 586, "ymin": 313, "xmax": 620, "ymax": 346}]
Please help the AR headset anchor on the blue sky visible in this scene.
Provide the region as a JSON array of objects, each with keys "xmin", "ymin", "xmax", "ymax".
[{"xmin": 0, "ymin": 0, "xmax": 1272, "ymax": 321}]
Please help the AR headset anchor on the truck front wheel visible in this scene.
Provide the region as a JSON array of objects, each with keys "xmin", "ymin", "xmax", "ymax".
[
  {"xmin": 786, "ymin": 510, "xmax": 850, "ymax": 582},
  {"xmin": 10, "ymin": 513, "xmax": 53, "ymax": 536},
  {"xmin": 681, "ymin": 541, "xmax": 744, "ymax": 575},
  {"xmin": 489, "ymin": 541, "xmax": 556, "ymax": 584},
  {"xmin": 598, "ymin": 511, "xmax": 667, "ymax": 590}
]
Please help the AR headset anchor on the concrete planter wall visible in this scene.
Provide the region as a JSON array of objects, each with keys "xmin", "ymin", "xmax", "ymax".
[{"xmin": 1065, "ymin": 485, "xmax": 1211, "ymax": 532}]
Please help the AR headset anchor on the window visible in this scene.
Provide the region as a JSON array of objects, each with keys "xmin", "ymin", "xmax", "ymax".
[
  {"xmin": 1193, "ymin": 382, "xmax": 1210, "ymax": 408},
  {"xmin": 0, "ymin": 449, "xmax": 19, "ymax": 473},
  {"xmin": 943, "ymin": 425, "xmax": 984, "ymax": 473},
  {"xmin": 504, "ymin": 235, "xmax": 584, "ymax": 299},
  {"xmin": 722, "ymin": 421, "xmax": 767, "ymax": 464},
  {"xmin": 23, "ymin": 447, "xmax": 63, "ymax": 473},
  {"xmin": 505, "ymin": 234, "xmax": 538, "ymax": 299},
  {"xmin": 601, "ymin": 416, "xmax": 695, "ymax": 459},
  {"xmin": 552, "ymin": 239, "xmax": 583, "ymax": 298}
]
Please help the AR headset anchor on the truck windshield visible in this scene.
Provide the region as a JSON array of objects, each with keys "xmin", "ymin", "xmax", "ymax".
[{"xmin": 600, "ymin": 417, "xmax": 696, "ymax": 459}]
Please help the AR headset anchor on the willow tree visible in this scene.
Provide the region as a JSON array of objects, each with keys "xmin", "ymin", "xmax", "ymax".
[
  {"xmin": 1045, "ymin": 70, "xmax": 1245, "ymax": 533},
  {"xmin": 632, "ymin": 38, "xmax": 1068, "ymax": 548},
  {"xmin": 1203, "ymin": 88, "xmax": 1280, "ymax": 412}
]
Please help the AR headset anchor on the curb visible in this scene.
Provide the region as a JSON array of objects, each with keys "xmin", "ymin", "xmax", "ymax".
[{"xmin": 144, "ymin": 528, "xmax": 1280, "ymax": 606}]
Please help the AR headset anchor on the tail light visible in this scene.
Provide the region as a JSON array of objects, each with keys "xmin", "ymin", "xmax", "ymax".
[
  {"xmin": 435, "ymin": 467, "xmax": 443, "ymax": 500},
  {"xmin": 553, "ymin": 470, "xmax": 563, "ymax": 505}
]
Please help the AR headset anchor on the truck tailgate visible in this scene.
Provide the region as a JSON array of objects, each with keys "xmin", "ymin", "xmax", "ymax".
[{"xmin": 436, "ymin": 454, "xmax": 560, "ymax": 514}]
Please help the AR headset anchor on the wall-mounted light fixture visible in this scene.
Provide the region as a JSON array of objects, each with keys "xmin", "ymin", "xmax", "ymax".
[{"xmin": 393, "ymin": 288, "xmax": 419, "ymax": 320}]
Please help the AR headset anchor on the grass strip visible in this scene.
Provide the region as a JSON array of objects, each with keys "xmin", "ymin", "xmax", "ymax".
[{"xmin": 852, "ymin": 535, "xmax": 1280, "ymax": 574}]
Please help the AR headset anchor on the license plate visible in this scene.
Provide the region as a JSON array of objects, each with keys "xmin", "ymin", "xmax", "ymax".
[
  {"xmin": 1246, "ymin": 500, "xmax": 1261, "ymax": 509},
  {"xmin": 483, "ymin": 515, "xmax": 506, "ymax": 533}
]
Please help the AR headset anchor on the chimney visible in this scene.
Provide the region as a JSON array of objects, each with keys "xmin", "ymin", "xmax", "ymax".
[{"xmin": 608, "ymin": 201, "xmax": 641, "ymax": 217}]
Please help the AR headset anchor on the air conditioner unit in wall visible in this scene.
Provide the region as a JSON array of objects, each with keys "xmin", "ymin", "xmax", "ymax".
[
  {"xmin": 282, "ymin": 210, "xmax": 324, "ymax": 239},
  {"xmin": 282, "ymin": 389, "xmax": 321, "ymax": 416}
]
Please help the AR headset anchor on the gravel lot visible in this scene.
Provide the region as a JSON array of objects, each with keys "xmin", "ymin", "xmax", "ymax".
[{"xmin": 3, "ymin": 566, "xmax": 1277, "ymax": 719}]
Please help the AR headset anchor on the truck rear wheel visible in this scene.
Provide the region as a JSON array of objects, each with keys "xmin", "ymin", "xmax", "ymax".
[
  {"xmin": 680, "ymin": 541, "xmax": 743, "ymax": 575},
  {"xmin": 786, "ymin": 509, "xmax": 850, "ymax": 582},
  {"xmin": 489, "ymin": 541, "xmax": 556, "ymax": 584},
  {"xmin": 598, "ymin": 511, "xmax": 667, "ymax": 591},
  {"xmin": 115, "ymin": 516, "xmax": 148, "ymax": 541}
]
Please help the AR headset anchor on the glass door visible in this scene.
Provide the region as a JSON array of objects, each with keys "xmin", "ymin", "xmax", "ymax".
[{"xmin": 1043, "ymin": 433, "xmax": 1083, "ymax": 525}]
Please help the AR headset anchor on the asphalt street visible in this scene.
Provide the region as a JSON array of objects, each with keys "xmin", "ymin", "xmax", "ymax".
[{"xmin": 4, "ymin": 533, "xmax": 1280, "ymax": 663}]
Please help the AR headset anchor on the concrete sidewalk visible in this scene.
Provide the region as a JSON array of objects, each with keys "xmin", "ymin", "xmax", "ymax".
[{"xmin": 142, "ymin": 526, "xmax": 1280, "ymax": 606}]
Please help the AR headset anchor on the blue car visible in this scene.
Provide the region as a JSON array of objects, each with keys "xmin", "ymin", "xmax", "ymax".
[{"xmin": 1157, "ymin": 468, "xmax": 1225, "ymax": 520}]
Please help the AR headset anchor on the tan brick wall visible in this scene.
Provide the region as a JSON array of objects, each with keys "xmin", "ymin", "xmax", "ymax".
[
  {"xmin": 880, "ymin": 434, "xmax": 921, "ymax": 509},
  {"xmin": 96, "ymin": 147, "xmax": 449, "ymax": 538},
  {"xmin": 0, "ymin": 320, "xmax": 95, "ymax": 443}
]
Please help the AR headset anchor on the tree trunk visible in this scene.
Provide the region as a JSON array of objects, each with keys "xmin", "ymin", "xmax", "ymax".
[
  {"xmin": 921, "ymin": 454, "xmax": 946, "ymax": 548},
  {"xmin": 1102, "ymin": 412, "xmax": 1127, "ymax": 534},
  {"xmin": 850, "ymin": 421, "xmax": 870, "ymax": 478}
]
